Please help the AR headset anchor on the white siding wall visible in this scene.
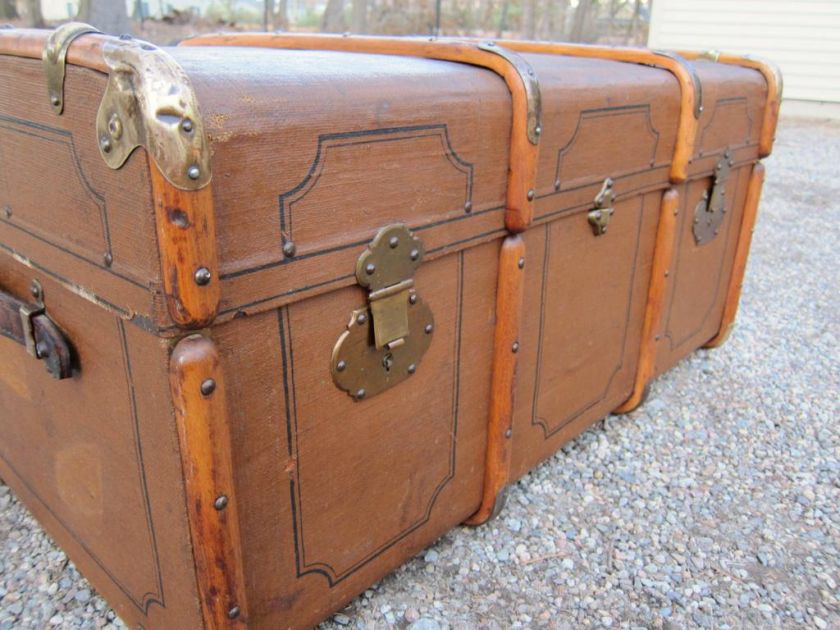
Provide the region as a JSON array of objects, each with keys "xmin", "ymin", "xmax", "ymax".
[{"xmin": 648, "ymin": 0, "xmax": 840, "ymax": 104}]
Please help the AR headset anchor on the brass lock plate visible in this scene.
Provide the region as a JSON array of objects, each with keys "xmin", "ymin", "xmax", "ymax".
[
  {"xmin": 693, "ymin": 149, "xmax": 732, "ymax": 245},
  {"xmin": 331, "ymin": 225, "xmax": 434, "ymax": 401}
]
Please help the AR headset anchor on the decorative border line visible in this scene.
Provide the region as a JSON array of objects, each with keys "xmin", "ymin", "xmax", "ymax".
[
  {"xmin": 0, "ymin": 318, "xmax": 164, "ymax": 613},
  {"xmin": 278, "ymin": 251, "xmax": 464, "ymax": 586},
  {"xmin": 663, "ymin": 166, "xmax": 746, "ymax": 352},
  {"xmin": 222, "ymin": 124, "xmax": 476, "ymax": 280},
  {"xmin": 531, "ymin": 196, "xmax": 646, "ymax": 438},
  {"xmin": 553, "ymin": 105, "xmax": 661, "ymax": 192},
  {"xmin": 697, "ymin": 97, "xmax": 753, "ymax": 157}
]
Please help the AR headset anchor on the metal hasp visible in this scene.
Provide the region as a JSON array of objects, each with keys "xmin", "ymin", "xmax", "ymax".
[
  {"xmin": 95, "ymin": 36, "xmax": 211, "ymax": 190},
  {"xmin": 693, "ymin": 149, "xmax": 733, "ymax": 245},
  {"xmin": 331, "ymin": 224, "xmax": 434, "ymax": 401},
  {"xmin": 588, "ymin": 177, "xmax": 615, "ymax": 236},
  {"xmin": 42, "ymin": 22, "xmax": 101, "ymax": 114}
]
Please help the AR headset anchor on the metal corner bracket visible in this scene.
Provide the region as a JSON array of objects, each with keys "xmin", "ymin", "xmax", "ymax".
[
  {"xmin": 42, "ymin": 22, "xmax": 102, "ymax": 114},
  {"xmin": 96, "ymin": 36, "xmax": 211, "ymax": 190},
  {"xmin": 477, "ymin": 41, "xmax": 542, "ymax": 145}
]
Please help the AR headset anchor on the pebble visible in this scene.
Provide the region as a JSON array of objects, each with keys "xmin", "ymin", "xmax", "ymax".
[{"xmin": 1, "ymin": 120, "xmax": 839, "ymax": 630}]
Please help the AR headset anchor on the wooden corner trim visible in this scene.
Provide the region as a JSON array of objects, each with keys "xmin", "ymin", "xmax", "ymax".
[
  {"xmin": 169, "ymin": 334, "xmax": 249, "ymax": 628},
  {"xmin": 179, "ymin": 33, "xmax": 540, "ymax": 233},
  {"xmin": 704, "ymin": 162, "xmax": 765, "ymax": 349},
  {"xmin": 149, "ymin": 160, "xmax": 220, "ymax": 328},
  {"xmin": 464, "ymin": 235, "xmax": 525, "ymax": 525},
  {"xmin": 486, "ymin": 41, "xmax": 701, "ymax": 184},
  {"xmin": 615, "ymin": 187, "xmax": 680, "ymax": 414},
  {"xmin": 679, "ymin": 51, "xmax": 782, "ymax": 158}
]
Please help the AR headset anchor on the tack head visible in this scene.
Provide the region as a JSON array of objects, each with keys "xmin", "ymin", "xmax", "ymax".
[
  {"xmin": 200, "ymin": 378, "xmax": 216, "ymax": 396},
  {"xmin": 194, "ymin": 267, "xmax": 212, "ymax": 286},
  {"xmin": 187, "ymin": 165, "xmax": 201, "ymax": 180}
]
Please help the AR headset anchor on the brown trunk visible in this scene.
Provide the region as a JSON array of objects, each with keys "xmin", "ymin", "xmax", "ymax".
[{"xmin": 0, "ymin": 27, "xmax": 779, "ymax": 630}]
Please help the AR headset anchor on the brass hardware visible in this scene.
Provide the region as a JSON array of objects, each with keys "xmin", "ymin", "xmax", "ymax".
[
  {"xmin": 588, "ymin": 178, "xmax": 615, "ymax": 236},
  {"xmin": 652, "ymin": 50, "xmax": 704, "ymax": 118},
  {"xmin": 42, "ymin": 22, "xmax": 101, "ymax": 114},
  {"xmin": 693, "ymin": 149, "xmax": 732, "ymax": 245},
  {"xmin": 331, "ymin": 225, "xmax": 434, "ymax": 401},
  {"xmin": 96, "ymin": 37, "xmax": 211, "ymax": 190},
  {"xmin": 477, "ymin": 41, "xmax": 542, "ymax": 145},
  {"xmin": 698, "ymin": 49, "xmax": 721, "ymax": 62}
]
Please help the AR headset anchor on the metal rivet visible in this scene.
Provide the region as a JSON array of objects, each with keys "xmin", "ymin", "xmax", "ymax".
[
  {"xmin": 512, "ymin": 341, "xmax": 520, "ymax": 353},
  {"xmin": 356, "ymin": 313, "xmax": 367, "ymax": 325},
  {"xmin": 407, "ymin": 363, "xmax": 416, "ymax": 374},
  {"xmin": 409, "ymin": 293, "xmax": 418, "ymax": 305},
  {"xmin": 214, "ymin": 495, "xmax": 228, "ymax": 510},
  {"xmin": 99, "ymin": 135, "xmax": 112, "ymax": 153},
  {"xmin": 227, "ymin": 606, "xmax": 240, "ymax": 620},
  {"xmin": 336, "ymin": 360, "xmax": 347, "ymax": 372},
  {"xmin": 30, "ymin": 280, "xmax": 42, "ymax": 301},
  {"xmin": 534, "ymin": 125, "xmax": 542, "ymax": 136},
  {"xmin": 103, "ymin": 252, "xmax": 113, "ymax": 267},
  {"xmin": 527, "ymin": 189, "xmax": 535, "ymax": 201},
  {"xmin": 655, "ymin": 335, "xmax": 661, "ymax": 341},
  {"xmin": 283, "ymin": 241, "xmax": 296, "ymax": 257},
  {"xmin": 356, "ymin": 388, "xmax": 366, "ymax": 400},
  {"xmin": 200, "ymin": 378, "xmax": 216, "ymax": 396},
  {"xmin": 108, "ymin": 113, "xmax": 123, "ymax": 140},
  {"xmin": 35, "ymin": 342, "xmax": 49, "ymax": 359},
  {"xmin": 389, "ymin": 235, "xmax": 399, "ymax": 248},
  {"xmin": 181, "ymin": 118, "xmax": 194, "ymax": 133},
  {"xmin": 664, "ymin": 270, "xmax": 670, "ymax": 277},
  {"xmin": 410, "ymin": 249, "xmax": 420, "ymax": 261},
  {"xmin": 50, "ymin": 95, "xmax": 60, "ymax": 106},
  {"xmin": 365, "ymin": 263, "xmax": 376, "ymax": 275},
  {"xmin": 194, "ymin": 267, "xmax": 212, "ymax": 286},
  {"xmin": 486, "ymin": 41, "xmax": 496, "ymax": 46},
  {"xmin": 554, "ymin": 179, "xmax": 561, "ymax": 191},
  {"xmin": 2, "ymin": 205, "xmax": 11, "ymax": 219},
  {"xmin": 187, "ymin": 165, "xmax": 201, "ymax": 180},
  {"xmin": 504, "ymin": 428, "xmax": 512, "ymax": 438},
  {"xmin": 464, "ymin": 201, "xmax": 472, "ymax": 213},
  {"xmin": 518, "ymin": 257, "xmax": 525, "ymax": 270},
  {"xmin": 119, "ymin": 33, "xmax": 133, "ymax": 40},
  {"xmin": 424, "ymin": 323, "xmax": 433, "ymax": 334}
]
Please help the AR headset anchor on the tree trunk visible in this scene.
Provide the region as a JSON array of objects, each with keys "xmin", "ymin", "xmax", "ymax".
[
  {"xmin": 21, "ymin": 0, "xmax": 44, "ymax": 27},
  {"xmin": 351, "ymin": 0, "xmax": 368, "ymax": 33},
  {"xmin": 322, "ymin": 0, "xmax": 346, "ymax": 32},
  {"xmin": 496, "ymin": 0, "xmax": 509, "ymax": 37},
  {"xmin": 522, "ymin": 0, "xmax": 537, "ymax": 39},
  {"xmin": 625, "ymin": 0, "xmax": 642, "ymax": 44},
  {"xmin": 264, "ymin": 0, "xmax": 274, "ymax": 30},
  {"xmin": 0, "ymin": 0, "xmax": 18, "ymax": 20},
  {"xmin": 569, "ymin": 0, "xmax": 593, "ymax": 42},
  {"xmin": 275, "ymin": 0, "xmax": 289, "ymax": 30},
  {"xmin": 78, "ymin": 0, "xmax": 132, "ymax": 35}
]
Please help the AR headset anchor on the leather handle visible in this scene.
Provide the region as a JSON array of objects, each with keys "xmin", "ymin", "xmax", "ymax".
[{"xmin": 0, "ymin": 288, "xmax": 74, "ymax": 379}]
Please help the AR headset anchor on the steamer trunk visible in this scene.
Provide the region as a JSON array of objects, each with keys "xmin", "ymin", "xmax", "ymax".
[{"xmin": 0, "ymin": 27, "xmax": 779, "ymax": 630}]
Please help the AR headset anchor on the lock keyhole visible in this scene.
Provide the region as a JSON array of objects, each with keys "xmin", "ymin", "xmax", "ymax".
[{"xmin": 382, "ymin": 352, "xmax": 394, "ymax": 372}]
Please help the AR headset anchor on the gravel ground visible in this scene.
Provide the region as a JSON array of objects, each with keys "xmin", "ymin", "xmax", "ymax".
[{"xmin": 2, "ymin": 117, "xmax": 839, "ymax": 629}]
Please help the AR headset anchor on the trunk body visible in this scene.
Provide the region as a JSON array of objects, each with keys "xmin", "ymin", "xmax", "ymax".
[{"xmin": 0, "ymin": 28, "xmax": 775, "ymax": 630}]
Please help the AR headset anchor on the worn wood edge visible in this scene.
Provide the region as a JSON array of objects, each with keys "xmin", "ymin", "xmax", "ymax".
[
  {"xmin": 464, "ymin": 235, "xmax": 525, "ymax": 525},
  {"xmin": 679, "ymin": 51, "xmax": 782, "ymax": 157},
  {"xmin": 180, "ymin": 32, "xmax": 539, "ymax": 232},
  {"xmin": 615, "ymin": 187, "xmax": 680, "ymax": 414},
  {"xmin": 149, "ymin": 159, "xmax": 220, "ymax": 329},
  {"xmin": 169, "ymin": 334, "xmax": 249, "ymax": 628},
  {"xmin": 485, "ymin": 40, "xmax": 699, "ymax": 184},
  {"xmin": 704, "ymin": 162, "xmax": 765, "ymax": 349},
  {"xmin": 0, "ymin": 27, "xmax": 108, "ymax": 71}
]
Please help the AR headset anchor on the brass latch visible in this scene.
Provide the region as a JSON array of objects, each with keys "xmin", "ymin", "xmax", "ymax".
[
  {"xmin": 42, "ymin": 22, "xmax": 101, "ymax": 115},
  {"xmin": 693, "ymin": 149, "xmax": 732, "ymax": 245},
  {"xmin": 331, "ymin": 225, "xmax": 434, "ymax": 401},
  {"xmin": 588, "ymin": 178, "xmax": 615, "ymax": 236}
]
